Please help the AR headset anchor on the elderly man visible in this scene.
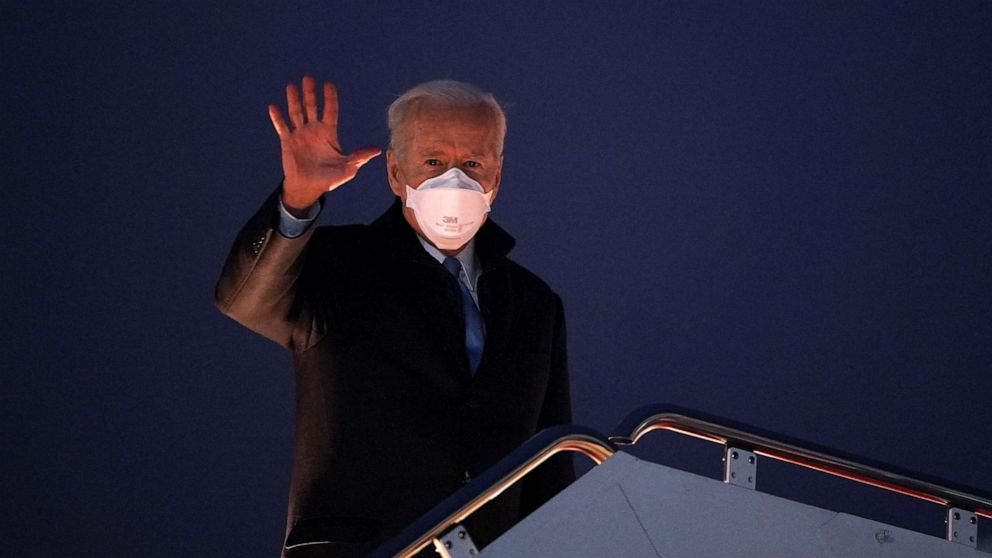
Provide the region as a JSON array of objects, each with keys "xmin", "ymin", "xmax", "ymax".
[{"xmin": 216, "ymin": 76, "xmax": 573, "ymax": 557}]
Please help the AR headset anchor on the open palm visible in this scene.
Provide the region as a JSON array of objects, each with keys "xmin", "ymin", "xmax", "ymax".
[{"xmin": 268, "ymin": 76, "xmax": 381, "ymax": 210}]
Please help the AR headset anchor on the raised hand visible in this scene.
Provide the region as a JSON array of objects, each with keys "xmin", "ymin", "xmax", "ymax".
[{"xmin": 268, "ymin": 76, "xmax": 382, "ymax": 211}]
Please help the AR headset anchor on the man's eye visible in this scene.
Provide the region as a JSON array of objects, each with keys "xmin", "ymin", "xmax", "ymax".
[
  {"xmin": 464, "ymin": 161, "xmax": 480, "ymax": 168},
  {"xmin": 425, "ymin": 159, "xmax": 442, "ymax": 166}
]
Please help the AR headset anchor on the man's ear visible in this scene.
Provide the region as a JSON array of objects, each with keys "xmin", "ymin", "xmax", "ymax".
[
  {"xmin": 386, "ymin": 148, "xmax": 404, "ymax": 197},
  {"xmin": 489, "ymin": 154, "xmax": 503, "ymax": 205}
]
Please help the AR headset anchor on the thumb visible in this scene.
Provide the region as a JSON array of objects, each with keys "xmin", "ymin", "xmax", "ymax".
[{"xmin": 349, "ymin": 145, "xmax": 383, "ymax": 168}]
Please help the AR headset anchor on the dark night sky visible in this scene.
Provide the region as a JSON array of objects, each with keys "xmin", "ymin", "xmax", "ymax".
[{"xmin": 3, "ymin": 2, "xmax": 990, "ymax": 556}]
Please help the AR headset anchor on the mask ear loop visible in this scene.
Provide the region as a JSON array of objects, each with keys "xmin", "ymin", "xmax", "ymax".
[{"xmin": 404, "ymin": 185, "xmax": 420, "ymax": 210}]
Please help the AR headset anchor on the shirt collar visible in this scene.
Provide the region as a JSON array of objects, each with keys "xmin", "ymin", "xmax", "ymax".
[{"xmin": 418, "ymin": 236, "xmax": 482, "ymax": 292}]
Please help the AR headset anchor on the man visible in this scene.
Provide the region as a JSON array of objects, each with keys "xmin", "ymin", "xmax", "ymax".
[{"xmin": 216, "ymin": 76, "xmax": 573, "ymax": 557}]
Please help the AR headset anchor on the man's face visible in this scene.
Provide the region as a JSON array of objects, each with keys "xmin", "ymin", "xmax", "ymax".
[{"xmin": 387, "ymin": 100, "xmax": 503, "ymax": 254}]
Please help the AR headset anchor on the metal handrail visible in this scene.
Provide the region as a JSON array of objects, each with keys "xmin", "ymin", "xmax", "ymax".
[
  {"xmin": 369, "ymin": 424, "xmax": 615, "ymax": 558},
  {"xmin": 372, "ymin": 406, "xmax": 989, "ymax": 556},
  {"xmin": 610, "ymin": 404, "xmax": 992, "ymax": 520}
]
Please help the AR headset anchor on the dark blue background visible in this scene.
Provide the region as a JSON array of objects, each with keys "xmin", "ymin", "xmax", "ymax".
[{"xmin": 4, "ymin": 2, "xmax": 990, "ymax": 555}]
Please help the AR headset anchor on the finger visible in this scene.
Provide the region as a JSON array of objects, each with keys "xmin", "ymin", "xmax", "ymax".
[
  {"xmin": 286, "ymin": 82, "xmax": 304, "ymax": 128},
  {"xmin": 303, "ymin": 76, "xmax": 318, "ymax": 123},
  {"xmin": 268, "ymin": 105, "xmax": 290, "ymax": 137},
  {"xmin": 348, "ymin": 145, "xmax": 383, "ymax": 167},
  {"xmin": 321, "ymin": 82, "xmax": 339, "ymax": 127}
]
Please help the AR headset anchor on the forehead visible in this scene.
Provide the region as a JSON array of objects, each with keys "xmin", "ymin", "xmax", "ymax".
[{"xmin": 402, "ymin": 101, "xmax": 501, "ymax": 156}]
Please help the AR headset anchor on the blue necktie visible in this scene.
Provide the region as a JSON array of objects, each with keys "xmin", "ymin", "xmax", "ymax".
[{"xmin": 443, "ymin": 257, "xmax": 485, "ymax": 374}]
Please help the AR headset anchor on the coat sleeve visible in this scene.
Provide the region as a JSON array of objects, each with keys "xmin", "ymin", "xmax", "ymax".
[
  {"xmin": 214, "ymin": 187, "xmax": 321, "ymax": 351},
  {"xmin": 519, "ymin": 294, "xmax": 577, "ymax": 517}
]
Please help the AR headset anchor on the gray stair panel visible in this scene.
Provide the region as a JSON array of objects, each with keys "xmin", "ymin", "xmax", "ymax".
[{"xmin": 479, "ymin": 451, "xmax": 985, "ymax": 558}]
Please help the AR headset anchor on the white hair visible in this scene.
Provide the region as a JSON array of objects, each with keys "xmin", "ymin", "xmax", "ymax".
[{"xmin": 387, "ymin": 79, "xmax": 506, "ymax": 155}]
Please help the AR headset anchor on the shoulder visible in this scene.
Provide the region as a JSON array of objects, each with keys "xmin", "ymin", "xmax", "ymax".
[
  {"xmin": 311, "ymin": 222, "xmax": 369, "ymax": 242},
  {"xmin": 495, "ymin": 257, "xmax": 563, "ymax": 308},
  {"xmin": 308, "ymin": 223, "xmax": 375, "ymax": 257},
  {"xmin": 502, "ymin": 258, "xmax": 551, "ymax": 290},
  {"xmin": 306, "ymin": 201, "xmax": 411, "ymax": 257}
]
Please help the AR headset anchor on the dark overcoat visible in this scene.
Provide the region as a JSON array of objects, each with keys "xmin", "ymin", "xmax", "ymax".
[{"xmin": 215, "ymin": 190, "xmax": 574, "ymax": 557}]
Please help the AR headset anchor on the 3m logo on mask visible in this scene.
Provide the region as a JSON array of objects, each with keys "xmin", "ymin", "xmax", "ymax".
[{"xmin": 442, "ymin": 216, "xmax": 458, "ymax": 224}]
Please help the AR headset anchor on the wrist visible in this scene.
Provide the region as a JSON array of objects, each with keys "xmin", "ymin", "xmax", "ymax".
[{"xmin": 281, "ymin": 188, "xmax": 319, "ymax": 218}]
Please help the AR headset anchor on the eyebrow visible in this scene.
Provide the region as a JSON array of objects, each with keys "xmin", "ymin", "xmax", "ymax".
[{"xmin": 417, "ymin": 148, "xmax": 493, "ymax": 158}]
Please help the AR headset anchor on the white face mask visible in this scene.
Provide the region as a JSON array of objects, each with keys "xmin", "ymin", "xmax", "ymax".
[{"xmin": 405, "ymin": 167, "xmax": 495, "ymax": 250}]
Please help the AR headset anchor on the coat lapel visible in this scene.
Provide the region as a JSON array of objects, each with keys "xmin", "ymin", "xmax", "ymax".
[
  {"xmin": 407, "ymin": 262, "xmax": 472, "ymax": 378},
  {"xmin": 475, "ymin": 267, "xmax": 518, "ymax": 382},
  {"xmin": 470, "ymin": 216, "xmax": 518, "ymax": 385}
]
